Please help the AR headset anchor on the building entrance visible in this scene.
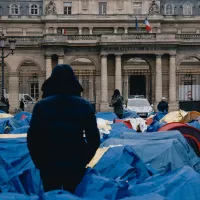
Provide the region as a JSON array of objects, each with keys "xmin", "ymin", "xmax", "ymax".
[{"xmin": 129, "ymin": 75, "xmax": 146, "ymax": 97}]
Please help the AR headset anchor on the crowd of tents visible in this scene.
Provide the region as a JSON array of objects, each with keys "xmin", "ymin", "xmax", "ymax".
[{"xmin": 0, "ymin": 109, "xmax": 200, "ymax": 199}]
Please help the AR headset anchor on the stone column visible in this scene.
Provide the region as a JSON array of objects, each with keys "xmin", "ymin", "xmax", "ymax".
[
  {"xmin": 9, "ymin": 72, "xmax": 19, "ymax": 113},
  {"xmin": 100, "ymin": 55, "xmax": 109, "ymax": 111},
  {"xmin": 78, "ymin": 27, "xmax": 82, "ymax": 35},
  {"xmin": 124, "ymin": 75, "xmax": 129, "ymax": 100},
  {"xmin": 155, "ymin": 54, "xmax": 163, "ymax": 106},
  {"xmin": 45, "ymin": 27, "xmax": 48, "ymax": 34},
  {"xmin": 3, "ymin": 29, "xmax": 6, "ymax": 35},
  {"xmin": 45, "ymin": 55, "xmax": 52, "ymax": 79},
  {"xmin": 53, "ymin": 27, "xmax": 57, "ymax": 34},
  {"xmin": 22, "ymin": 29, "xmax": 27, "ymax": 36},
  {"xmin": 115, "ymin": 54, "xmax": 122, "ymax": 93},
  {"xmin": 169, "ymin": 54, "xmax": 178, "ymax": 111},
  {"xmin": 124, "ymin": 27, "xmax": 128, "ymax": 34},
  {"xmin": 58, "ymin": 55, "xmax": 64, "ymax": 65},
  {"xmin": 114, "ymin": 27, "xmax": 118, "ymax": 34},
  {"xmin": 38, "ymin": 76, "xmax": 45, "ymax": 99},
  {"xmin": 89, "ymin": 27, "xmax": 93, "ymax": 35},
  {"xmin": 89, "ymin": 75, "xmax": 94, "ymax": 102}
]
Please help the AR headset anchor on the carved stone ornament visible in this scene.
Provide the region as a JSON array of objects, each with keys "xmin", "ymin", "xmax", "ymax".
[
  {"xmin": 82, "ymin": 0, "xmax": 89, "ymax": 10},
  {"xmin": 149, "ymin": 0, "xmax": 160, "ymax": 15},
  {"xmin": 116, "ymin": 0, "xmax": 124, "ymax": 10},
  {"xmin": 45, "ymin": 0, "xmax": 56, "ymax": 15}
]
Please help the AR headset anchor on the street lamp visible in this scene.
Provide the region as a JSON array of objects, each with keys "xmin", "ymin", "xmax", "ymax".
[{"xmin": 0, "ymin": 34, "xmax": 16, "ymax": 112}]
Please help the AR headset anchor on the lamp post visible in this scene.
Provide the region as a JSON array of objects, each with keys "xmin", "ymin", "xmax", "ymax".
[{"xmin": 0, "ymin": 34, "xmax": 16, "ymax": 112}]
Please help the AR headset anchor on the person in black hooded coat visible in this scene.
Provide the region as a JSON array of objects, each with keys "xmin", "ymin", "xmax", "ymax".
[{"xmin": 27, "ymin": 64, "xmax": 100, "ymax": 193}]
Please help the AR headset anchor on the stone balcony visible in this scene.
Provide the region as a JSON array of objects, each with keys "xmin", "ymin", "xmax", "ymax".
[{"xmin": 6, "ymin": 33, "xmax": 200, "ymax": 46}]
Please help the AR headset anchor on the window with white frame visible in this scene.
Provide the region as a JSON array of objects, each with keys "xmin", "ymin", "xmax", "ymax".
[
  {"xmin": 10, "ymin": 4, "xmax": 20, "ymax": 15},
  {"xmin": 133, "ymin": 2, "xmax": 142, "ymax": 14},
  {"xmin": 165, "ymin": 4, "xmax": 174, "ymax": 15},
  {"xmin": 99, "ymin": 2, "xmax": 107, "ymax": 15},
  {"xmin": 183, "ymin": 4, "xmax": 192, "ymax": 15},
  {"xmin": 30, "ymin": 4, "xmax": 39, "ymax": 15},
  {"xmin": 64, "ymin": 2, "xmax": 72, "ymax": 14}
]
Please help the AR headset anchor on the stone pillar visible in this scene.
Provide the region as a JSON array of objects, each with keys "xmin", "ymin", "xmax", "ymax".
[
  {"xmin": 196, "ymin": 29, "xmax": 200, "ymax": 34},
  {"xmin": 89, "ymin": 27, "xmax": 93, "ymax": 35},
  {"xmin": 53, "ymin": 27, "xmax": 57, "ymax": 34},
  {"xmin": 58, "ymin": 55, "xmax": 64, "ymax": 65},
  {"xmin": 89, "ymin": 75, "xmax": 94, "ymax": 101},
  {"xmin": 45, "ymin": 27, "xmax": 48, "ymax": 34},
  {"xmin": 124, "ymin": 27, "xmax": 128, "ymax": 34},
  {"xmin": 45, "ymin": 55, "xmax": 52, "ymax": 79},
  {"xmin": 155, "ymin": 54, "xmax": 162, "ymax": 107},
  {"xmin": 9, "ymin": 72, "xmax": 19, "ymax": 113},
  {"xmin": 177, "ymin": 28, "xmax": 182, "ymax": 34},
  {"xmin": 100, "ymin": 55, "xmax": 109, "ymax": 111},
  {"xmin": 124, "ymin": 75, "xmax": 129, "ymax": 100},
  {"xmin": 114, "ymin": 27, "xmax": 118, "ymax": 34},
  {"xmin": 3, "ymin": 29, "xmax": 6, "ymax": 35},
  {"xmin": 169, "ymin": 54, "xmax": 179, "ymax": 111},
  {"xmin": 38, "ymin": 76, "xmax": 45, "ymax": 99},
  {"xmin": 22, "ymin": 29, "xmax": 27, "ymax": 36},
  {"xmin": 115, "ymin": 54, "xmax": 122, "ymax": 93},
  {"xmin": 78, "ymin": 27, "xmax": 82, "ymax": 35}
]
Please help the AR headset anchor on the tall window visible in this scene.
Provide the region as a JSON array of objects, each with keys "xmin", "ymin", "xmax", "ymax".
[
  {"xmin": 30, "ymin": 82, "xmax": 39, "ymax": 99},
  {"xmin": 99, "ymin": 2, "xmax": 107, "ymax": 15},
  {"xmin": 183, "ymin": 4, "xmax": 192, "ymax": 15},
  {"xmin": 11, "ymin": 4, "xmax": 19, "ymax": 15},
  {"xmin": 165, "ymin": 4, "xmax": 174, "ymax": 15},
  {"xmin": 133, "ymin": 2, "xmax": 142, "ymax": 14},
  {"xmin": 30, "ymin": 4, "xmax": 39, "ymax": 15},
  {"xmin": 64, "ymin": 2, "xmax": 72, "ymax": 14}
]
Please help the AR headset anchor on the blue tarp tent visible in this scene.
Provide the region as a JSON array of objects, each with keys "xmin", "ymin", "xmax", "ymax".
[{"xmin": 101, "ymin": 131, "xmax": 200, "ymax": 173}]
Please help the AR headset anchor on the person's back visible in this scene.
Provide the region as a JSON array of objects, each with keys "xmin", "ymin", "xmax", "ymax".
[
  {"xmin": 27, "ymin": 64, "xmax": 100, "ymax": 193},
  {"xmin": 30, "ymin": 94, "xmax": 99, "ymax": 167},
  {"xmin": 157, "ymin": 97, "xmax": 168, "ymax": 113}
]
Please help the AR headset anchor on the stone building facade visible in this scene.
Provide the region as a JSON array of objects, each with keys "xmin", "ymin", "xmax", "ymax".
[{"xmin": 0, "ymin": 0, "xmax": 200, "ymax": 112}]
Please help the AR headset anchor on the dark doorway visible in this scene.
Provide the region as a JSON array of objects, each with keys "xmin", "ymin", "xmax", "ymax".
[{"xmin": 129, "ymin": 75, "xmax": 146, "ymax": 97}]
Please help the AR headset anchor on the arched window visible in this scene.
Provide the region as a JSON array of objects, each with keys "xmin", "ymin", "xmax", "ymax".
[
  {"xmin": 183, "ymin": 4, "xmax": 192, "ymax": 15},
  {"xmin": 165, "ymin": 4, "xmax": 174, "ymax": 15},
  {"xmin": 10, "ymin": 4, "xmax": 19, "ymax": 15},
  {"xmin": 30, "ymin": 4, "xmax": 39, "ymax": 15}
]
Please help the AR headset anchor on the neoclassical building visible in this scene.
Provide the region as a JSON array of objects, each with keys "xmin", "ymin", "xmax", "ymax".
[{"xmin": 0, "ymin": 0, "xmax": 200, "ymax": 112}]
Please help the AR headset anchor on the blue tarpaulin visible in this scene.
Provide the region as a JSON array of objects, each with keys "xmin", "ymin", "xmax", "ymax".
[{"xmin": 101, "ymin": 131, "xmax": 200, "ymax": 174}]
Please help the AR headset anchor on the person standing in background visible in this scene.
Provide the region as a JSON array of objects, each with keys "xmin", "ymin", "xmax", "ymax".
[
  {"xmin": 111, "ymin": 89, "xmax": 124, "ymax": 119},
  {"xmin": 157, "ymin": 97, "xmax": 169, "ymax": 113}
]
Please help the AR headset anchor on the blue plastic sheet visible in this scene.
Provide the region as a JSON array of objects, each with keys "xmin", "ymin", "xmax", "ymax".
[
  {"xmin": 109, "ymin": 123, "xmax": 136, "ymax": 139},
  {"xmin": 93, "ymin": 146, "xmax": 150, "ymax": 183},
  {"xmin": 146, "ymin": 120, "xmax": 166, "ymax": 132},
  {"xmin": 122, "ymin": 110, "xmax": 139, "ymax": 119},
  {"xmin": 101, "ymin": 131, "xmax": 200, "ymax": 174},
  {"xmin": 96, "ymin": 112, "xmax": 118, "ymax": 121},
  {"xmin": 76, "ymin": 169, "xmax": 128, "ymax": 200},
  {"xmin": 126, "ymin": 166, "xmax": 200, "ymax": 200},
  {"xmin": 187, "ymin": 120, "xmax": 200, "ymax": 130},
  {"xmin": 153, "ymin": 112, "xmax": 167, "ymax": 121},
  {"xmin": 0, "ymin": 136, "xmax": 42, "ymax": 195},
  {"xmin": 14, "ymin": 112, "xmax": 32, "ymax": 121},
  {"xmin": 9, "ymin": 126, "xmax": 30, "ymax": 134}
]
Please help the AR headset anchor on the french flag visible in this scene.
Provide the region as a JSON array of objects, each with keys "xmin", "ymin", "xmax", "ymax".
[
  {"xmin": 62, "ymin": 29, "xmax": 67, "ymax": 35},
  {"xmin": 144, "ymin": 18, "xmax": 151, "ymax": 32}
]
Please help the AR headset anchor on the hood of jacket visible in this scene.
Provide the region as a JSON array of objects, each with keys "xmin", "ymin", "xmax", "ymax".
[{"xmin": 42, "ymin": 64, "xmax": 83, "ymax": 98}]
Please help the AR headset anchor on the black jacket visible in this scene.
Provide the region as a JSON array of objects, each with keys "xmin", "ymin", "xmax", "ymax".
[
  {"xmin": 157, "ymin": 101, "xmax": 169, "ymax": 113},
  {"xmin": 111, "ymin": 95, "xmax": 124, "ymax": 115},
  {"xmin": 27, "ymin": 65, "xmax": 100, "ymax": 170}
]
